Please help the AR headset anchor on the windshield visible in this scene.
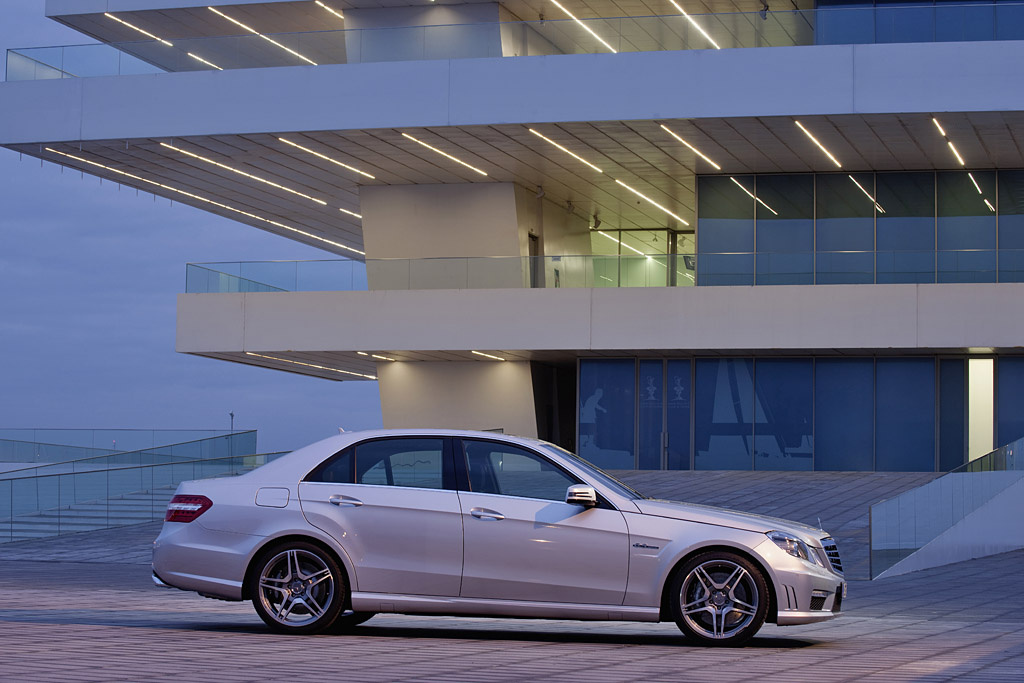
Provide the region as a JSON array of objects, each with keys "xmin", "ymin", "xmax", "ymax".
[{"xmin": 540, "ymin": 442, "xmax": 647, "ymax": 500}]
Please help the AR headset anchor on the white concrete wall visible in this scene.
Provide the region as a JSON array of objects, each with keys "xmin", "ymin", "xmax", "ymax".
[
  {"xmin": 377, "ymin": 359, "xmax": 538, "ymax": 436},
  {"xmin": 5, "ymin": 41, "xmax": 1024, "ymax": 144},
  {"xmin": 176, "ymin": 282, "xmax": 1024, "ymax": 355},
  {"xmin": 876, "ymin": 474, "xmax": 1024, "ymax": 578},
  {"xmin": 360, "ymin": 183, "xmax": 527, "ymax": 289}
]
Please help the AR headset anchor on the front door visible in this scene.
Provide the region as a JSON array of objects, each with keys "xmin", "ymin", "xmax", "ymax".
[
  {"xmin": 298, "ymin": 436, "xmax": 463, "ymax": 597},
  {"xmin": 457, "ymin": 438, "xmax": 630, "ymax": 605}
]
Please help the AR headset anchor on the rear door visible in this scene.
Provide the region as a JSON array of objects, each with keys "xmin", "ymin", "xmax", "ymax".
[
  {"xmin": 298, "ymin": 436, "xmax": 463, "ymax": 597},
  {"xmin": 456, "ymin": 438, "xmax": 630, "ymax": 605}
]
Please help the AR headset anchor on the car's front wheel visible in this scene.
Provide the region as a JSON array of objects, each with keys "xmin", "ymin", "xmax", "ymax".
[
  {"xmin": 669, "ymin": 550, "xmax": 769, "ymax": 646},
  {"xmin": 252, "ymin": 541, "xmax": 346, "ymax": 634}
]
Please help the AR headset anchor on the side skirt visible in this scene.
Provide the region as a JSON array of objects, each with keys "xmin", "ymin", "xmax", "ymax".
[{"xmin": 350, "ymin": 593, "xmax": 661, "ymax": 622}]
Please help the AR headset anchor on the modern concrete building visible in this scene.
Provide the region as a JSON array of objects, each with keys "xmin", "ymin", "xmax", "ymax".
[{"xmin": 4, "ymin": 0, "xmax": 1024, "ymax": 473}]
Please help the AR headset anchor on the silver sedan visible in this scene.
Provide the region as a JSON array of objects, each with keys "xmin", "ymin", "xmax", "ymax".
[{"xmin": 153, "ymin": 429, "xmax": 844, "ymax": 645}]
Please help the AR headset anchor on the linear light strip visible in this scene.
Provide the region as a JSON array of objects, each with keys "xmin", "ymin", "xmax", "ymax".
[
  {"xmin": 356, "ymin": 351, "xmax": 396, "ymax": 361},
  {"xmin": 161, "ymin": 142, "xmax": 326, "ymax": 205},
  {"xmin": 187, "ymin": 52, "xmax": 223, "ymax": 70},
  {"xmin": 338, "ymin": 207, "xmax": 362, "ymax": 219},
  {"xmin": 968, "ymin": 172, "xmax": 983, "ymax": 195},
  {"xmin": 472, "ymin": 350, "xmax": 506, "ymax": 361},
  {"xmin": 315, "ymin": 1, "xmax": 345, "ymax": 20},
  {"xmin": 984, "ymin": 198, "xmax": 996, "ymax": 213},
  {"xmin": 245, "ymin": 352, "xmax": 377, "ymax": 380},
  {"xmin": 105, "ymin": 12, "xmax": 173, "ymax": 46},
  {"xmin": 660, "ymin": 124, "xmax": 721, "ymax": 170},
  {"xmin": 947, "ymin": 140, "xmax": 965, "ymax": 166},
  {"xmin": 667, "ymin": 0, "xmax": 722, "ymax": 50},
  {"xmin": 615, "ymin": 179, "xmax": 690, "ymax": 225},
  {"xmin": 549, "ymin": 0, "xmax": 617, "ymax": 53},
  {"xmin": 730, "ymin": 177, "xmax": 778, "ymax": 215},
  {"xmin": 848, "ymin": 175, "xmax": 885, "ymax": 214},
  {"xmin": 795, "ymin": 120, "xmax": 842, "ymax": 168},
  {"xmin": 932, "ymin": 117, "xmax": 947, "ymax": 137},
  {"xmin": 529, "ymin": 129, "xmax": 603, "ymax": 173},
  {"xmin": 402, "ymin": 133, "xmax": 488, "ymax": 176},
  {"xmin": 208, "ymin": 6, "xmax": 318, "ymax": 65},
  {"xmin": 44, "ymin": 147, "xmax": 364, "ymax": 255},
  {"xmin": 279, "ymin": 137, "xmax": 375, "ymax": 179}
]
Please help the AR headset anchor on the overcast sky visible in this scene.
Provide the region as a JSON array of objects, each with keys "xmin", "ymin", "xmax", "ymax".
[{"xmin": 0, "ymin": 1, "xmax": 383, "ymax": 453}]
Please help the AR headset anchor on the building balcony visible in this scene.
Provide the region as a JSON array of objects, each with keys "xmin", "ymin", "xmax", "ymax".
[{"xmin": 9, "ymin": 4, "xmax": 1024, "ymax": 81}]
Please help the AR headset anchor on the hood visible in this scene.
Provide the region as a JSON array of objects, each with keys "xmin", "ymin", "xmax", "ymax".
[{"xmin": 635, "ymin": 498, "xmax": 829, "ymax": 544}]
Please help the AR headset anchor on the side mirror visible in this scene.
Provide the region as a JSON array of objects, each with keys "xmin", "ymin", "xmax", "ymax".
[{"xmin": 566, "ymin": 484, "xmax": 598, "ymax": 508}]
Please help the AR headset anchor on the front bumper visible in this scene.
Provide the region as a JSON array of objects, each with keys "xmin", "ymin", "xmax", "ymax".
[{"xmin": 755, "ymin": 538, "xmax": 846, "ymax": 626}]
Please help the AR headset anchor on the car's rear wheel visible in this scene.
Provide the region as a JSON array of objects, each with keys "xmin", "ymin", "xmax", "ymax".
[
  {"xmin": 252, "ymin": 541, "xmax": 346, "ymax": 634},
  {"xmin": 670, "ymin": 551, "xmax": 769, "ymax": 646}
]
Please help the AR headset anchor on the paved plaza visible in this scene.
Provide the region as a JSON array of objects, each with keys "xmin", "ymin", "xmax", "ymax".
[{"xmin": 0, "ymin": 521, "xmax": 1022, "ymax": 682}]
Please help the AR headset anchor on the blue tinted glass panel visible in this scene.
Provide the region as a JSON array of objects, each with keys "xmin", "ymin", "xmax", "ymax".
[
  {"xmin": 938, "ymin": 171, "xmax": 996, "ymax": 282},
  {"xmin": 815, "ymin": 359, "xmax": 874, "ymax": 471},
  {"xmin": 939, "ymin": 359, "xmax": 966, "ymax": 471},
  {"xmin": 698, "ymin": 176, "xmax": 754, "ymax": 249},
  {"xmin": 936, "ymin": 4, "xmax": 995, "ymax": 41},
  {"xmin": 753, "ymin": 359, "xmax": 812, "ymax": 471},
  {"xmin": 996, "ymin": 357, "xmax": 1024, "ymax": 445},
  {"xmin": 816, "ymin": 172, "xmax": 876, "ymax": 284},
  {"xmin": 998, "ymin": 170, "xmax": 1024, "ymax": 281},
  {"xmin": 579, "ymin": 360, "xmax": 635, "ymax": 469},
  {"xmin": 755, "ymin": 175, "xmax": 813, "ymax": 285},
  {"xmin": 816, "ymin": 2, "xmax": 875, "ymax": 44},
  {"xmin": 875, "ymin": 3, "xmax": 935, "ymax": 43},
  {"xmin": 697, "ymin": 253, "xmax": 754, "ymax": 286},
  {"xmin": 876, "ymin": 172, "xmax": 935, "ymax": 283},
  {"xmin": 666, "ymin": 360, "xmax": 692, "ymax": 470},
  {"xmin": 695, "ymin": 359, "xmax": 753, "ymax": 470},
  {"xmin": 637, "ymin": 360, "xmax": 663, "ymax": 470},
  {"xmin": 876, "ymin": 358, "xmax": 936, "ymax": 471},
  {"xmin": 995, "ymin": 4, "xmax": 1024, "ymax": 41}
]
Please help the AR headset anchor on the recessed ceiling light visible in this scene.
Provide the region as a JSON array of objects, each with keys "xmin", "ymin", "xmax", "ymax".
[
  {"xmin": 932, "ymin": 117, "xmax": 947, "ymax": 137},
  {"xmin": 968, "ymin": 172, "xmax": 983, "ymax": 195},
  {"xmin": 472, "ymin": 351, "xmax": 506, "ymax": 361},
  {"xmin": 161, "ymin": 142, "xmax": 326, "ymax": 205},
  {"xmin": 666, "ymin": 0, "xmax": 721, "ymax": 49},
  {"xmin": 795, "ymin": 120, "xmax": 842, "ymax": 168},
  {"xmin": 279, "ymin": 137, "xmax": 376, "ymax": 179},
  {"xmin": 245, "ymin": 352, "xmax": 377, "ymax": 380},
  {"xmin": 730, "ymin": 176, "xmax": 777, "ymax": 215},
  {"xmin": 401, "ymin": 133, "xmax": 488, "ymax": 176},
  {"xmin": 338, "ymin": 207, "xmax": 362, "ymax": 219},
  {"xmin": 549, "ymin": 0, "xmax": 617, "ymax": 53},
  {"xmin": 528, "ymin": 128, "xmax": 603, "ymax": 173},
  {"xmin": 315, "ymin": 1, "xmax": 345, "ymax": 20},
  {"xmin": 208, "ymin": 6, "xmax": 317, "ymax": 65},
  {"xmin": 186, "ymin": 52, "xmax": 223, "ymax": 70},
  {"xmin": 45, "ymin": 147, "xmax": 364, "ymax": 255},
  {"xmin": 660, "ymin": 124, "xmax": 721, "ymax": 170},
  {"xmin": 105, "ymin": 12, "xmax": 172, "ymax": 46},
  {"xmin": 947, "ymin": 140, "xmax": 965, "ymax": 166},
  {"xmin": 614, "ymin": 179, "xmax": 689, "ymax": 226}
]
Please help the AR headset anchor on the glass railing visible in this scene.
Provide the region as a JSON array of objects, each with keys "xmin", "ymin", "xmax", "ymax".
[
  {"xmin": 869, "ymin": 436, "xmax": 1024, "ymax": 578},
  {"xmin": 0, "ymin": 450, "xmax": 286, "ymax": 543},
  {"xmin": 7, "ymin": 5, "xmax": 1024, "ymax": 81},
  {"xmin": 0, "ymin": 431, "xmax": 258, "ymax": 479},
  {"xmin": 0, "ymin": 428, "xmax": 239, "ymax": 452},
  {"xmin": 184, "ymin": 250, "xmax": 1024, "ymax": 293}
]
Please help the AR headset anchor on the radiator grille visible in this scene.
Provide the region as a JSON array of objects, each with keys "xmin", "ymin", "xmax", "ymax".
[{"xmin": 821, "ymin": 537, "xmax": 843, "ymax": 574}]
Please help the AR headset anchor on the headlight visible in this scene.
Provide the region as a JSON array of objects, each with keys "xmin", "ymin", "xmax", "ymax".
[{"xmin": 767, "ymin": 531, "xmax": 819, "ymax": 566}]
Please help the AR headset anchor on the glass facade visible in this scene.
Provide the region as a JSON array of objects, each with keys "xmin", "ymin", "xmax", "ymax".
[
  {"xmin": 996, "ymin": 357, "xmax": 1024, "ymax": 445},
  {"xmin": 816, "ymin": 1, "xmax": 1024, "ymax": 46},
  {"xmin": 577, "ymin": 356, "xmax": 987, "ymax": 472},
  {"xmin": 697, "ymin": 170, "xmax": 1023, "ymax": 285}
]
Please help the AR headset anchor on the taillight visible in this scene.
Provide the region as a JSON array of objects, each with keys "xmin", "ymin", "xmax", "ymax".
[{"xmin": 165, "ymin": 494, "xmax": 212, "ymax": 523}]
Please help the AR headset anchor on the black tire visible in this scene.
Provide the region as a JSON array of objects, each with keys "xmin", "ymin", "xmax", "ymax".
[
  {"xmin": 251, "ymin": 541, "xmax": 346, "ymax": 634},
  {"xmin": 669, "ymin": 550, "xmax": 769, "ymax": 646},
  {"xmin": 331, "ymin": 611, "xmax": 375, "ymax": 632}
]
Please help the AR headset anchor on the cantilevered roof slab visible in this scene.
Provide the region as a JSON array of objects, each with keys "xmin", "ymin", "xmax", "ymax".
[{"xmin": 3, "ymin": 41, "xmax": 1024, "ymax": 254}]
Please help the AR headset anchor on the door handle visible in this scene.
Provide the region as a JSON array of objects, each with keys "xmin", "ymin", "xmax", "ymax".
[
  {"xmin": 470, "ymin": 507, "xmax": 504, "ymax": 521},
  {"xmin": 329, "ymin": 494, "xmax": 363, "ymax": 507}
]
